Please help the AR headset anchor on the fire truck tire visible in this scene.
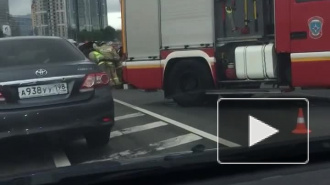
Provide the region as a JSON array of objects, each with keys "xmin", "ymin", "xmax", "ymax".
[{"xmin": 168, "ymin": 60, "xmax": 214, "ymax": 107}]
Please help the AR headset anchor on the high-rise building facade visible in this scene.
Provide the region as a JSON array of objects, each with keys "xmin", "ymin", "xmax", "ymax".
[
  {"xmin": 66, "ymin": 0, "xmax": 108, "ymax": 32},
  {"xmin": 54, "ymin": 0, "xmax": 68, "ymax": 37},
  {"xmin": 13, "ymin": 15, "xmax": 33, "ymax": 36},
  {"xmin": 32, "ymin": 0, "xmax": 108, "ymax": 38},
  {"xmin": 97, "ymin": 0, "xmax": 108, "ymax": 29},
  {"xmin": 0, "ymin": 0, "xmax": 9, "ymax": 29},
  {"xmin": 32, "ymin": 0, "xmax": 48, "ymax": 36},
  {"xmin": 31, "ymin": 2, "xmax": 37, "ymax": 34},
  {"xmin": 31, "ymin": 0, "xmax": 68, "ymax": 37},
  {"xmin": 90, "ymin": 0, "xmax": 108, "ymax": 30},
  {"xmin": 78, "ymin": 0, "xmax": 92, "ymax": 31}
]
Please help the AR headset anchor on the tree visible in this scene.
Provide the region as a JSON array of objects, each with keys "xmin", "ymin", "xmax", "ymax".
[
  {"xmin": 68, "ymin": 26, "xmax": 78, "ymax": 40},
  {"xmin": 103, "ymin": 26, "xmax": 116, "ymax": 41},
  {"xmin": 116, "ymin": 30, "xmax": 122, "ymax": 41},
  {"xmin": 77, "ymin": 26, "xmax": 118, "ymax": 42},
  {"xmin": 77, "ymin": 29, "xmax": 89, "ymax": 42}
]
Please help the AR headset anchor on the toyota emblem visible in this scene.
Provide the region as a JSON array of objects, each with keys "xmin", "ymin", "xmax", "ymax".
[{"xmin": 35, "ymin": 69, "xmax": 48, "ymax": 77}]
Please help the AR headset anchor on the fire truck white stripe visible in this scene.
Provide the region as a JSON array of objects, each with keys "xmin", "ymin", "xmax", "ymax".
[
  {"xmin": 123, "ymin": 61, "xmax": 160, "ymax": 66},
  {"xmin": 291, "ymin": 51, "xmax": 330, "ymax": 59},
  {"xmin": 110, "ymin": 121, "xmax": 168, "ymax": 138}
]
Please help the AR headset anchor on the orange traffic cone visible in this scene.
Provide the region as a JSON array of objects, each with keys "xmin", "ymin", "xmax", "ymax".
[{"xmin": 292, "ymin": 108, "xmax": 311, "ymax": 134}]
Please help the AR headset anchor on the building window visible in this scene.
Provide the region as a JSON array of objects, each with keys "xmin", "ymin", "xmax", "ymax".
[{"xmin": 61, "ymin": 12, "xmax": 64, "ymax": 24}]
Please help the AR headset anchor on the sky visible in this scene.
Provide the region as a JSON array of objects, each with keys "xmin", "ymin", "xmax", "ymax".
[{"xmin": 8, "ymin": 0, "xmax": 122, "ymax": 30}]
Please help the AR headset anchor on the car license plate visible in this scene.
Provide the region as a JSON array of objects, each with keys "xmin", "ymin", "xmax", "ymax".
[{"xmin": 18, "ymin": 83, "xmax": 68, "ymax": 99}]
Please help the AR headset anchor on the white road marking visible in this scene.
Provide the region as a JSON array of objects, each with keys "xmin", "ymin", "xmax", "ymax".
[
  {"xmin": 52, "ymin": 149, "xmax": 71, "ymax": 168},
  {"xmin": 149, "ymin": 133, "xmax": 202, "ymax": 151},
  {"xmin": 106, "ymin": 149, "xmax": 149, "ymax": 161},
  {"xmin": 115, "ymin": 112, "xmax": 145, "ymax": 121},
  {"xmin": 110, "ymin": 121, "xmax": 168, "ymax": 138},
  {"xmin": 114, "ymin": 99, "xmax": 241, "ymax": 147},
  {"xmin": 83, "ymin": 133, "xmax": 203, "ymax": 163}
]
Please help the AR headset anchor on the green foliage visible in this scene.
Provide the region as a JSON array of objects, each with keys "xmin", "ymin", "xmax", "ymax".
[
  {"xmin": 77, "ymin": 26, "xmax": 120, "ymax": 42},
  {"xmin": 115, "ymin": 30, "xmax": 122, "ymax": 41}
]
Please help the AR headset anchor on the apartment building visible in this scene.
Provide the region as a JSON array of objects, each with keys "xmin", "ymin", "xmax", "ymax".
[
  {"xmin": 32, "ymin": 0, "xmax": 108, "ymax": 38},
  {"xmin": 31, "ymin": 0, "xmax": 67, "ymax": 37},
  {"xmin": 0, "ymin": 0, "xmax": 9, "ymax": 29}
]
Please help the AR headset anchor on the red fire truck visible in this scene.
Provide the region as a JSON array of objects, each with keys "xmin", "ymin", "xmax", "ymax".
[{"xmin": 120, "ymin": 0, "xmax": 330, "ymax": 106}]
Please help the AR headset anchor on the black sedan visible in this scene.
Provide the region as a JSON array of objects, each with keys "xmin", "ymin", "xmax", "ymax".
[{"xmin": 0, "ymin": 36, "xmax": 115, "ymax": 147}]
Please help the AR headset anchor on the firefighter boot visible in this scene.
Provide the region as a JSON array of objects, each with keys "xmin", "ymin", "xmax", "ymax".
[
  {"xmin": 116, "ymin": 61, "xmax": 123, "ymax": 86},
  {"xmin": 113, "ymin": 73, "xmax": 122, "ymax": 89},
  {"xmin": 108, "ymin": 63, "xmax": 121, "ymax": 87}
]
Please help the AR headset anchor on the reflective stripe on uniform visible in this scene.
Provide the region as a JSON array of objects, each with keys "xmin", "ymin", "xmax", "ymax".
[
  {"xmin": 93, "ymin": 52, "xmax": 103, "ymax": 61},
  {"xmin": 98, "ymin": 61, "xmax": 114, "ymax": 66}
]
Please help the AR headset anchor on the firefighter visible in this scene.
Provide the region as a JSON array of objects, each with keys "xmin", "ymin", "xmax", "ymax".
[
  {"xmin": 117, "ymin": 46, "xmax": 124, "ymax": 85},
  {"xmin": 92, "ymin": 42, "xmax": 122, "ymax": 87},
  {"xmin": 93, "ymin": 42, "xmax": 120, "ymax": 61},
  {"xmin": 89, "ymin": 47, "xmax": 117, "ymax": 86},
  {"xmin": 88, "ymin": 47, "xmax": 104, "ymax": 63},
  {"xmin": 109, "ymin": 43, "xmax": 123, "ymax": 88}
]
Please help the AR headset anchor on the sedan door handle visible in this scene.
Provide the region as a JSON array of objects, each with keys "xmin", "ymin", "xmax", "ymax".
[{"xmin": 290, "ymin": 31, "xmax": 307, "ymax": 40}]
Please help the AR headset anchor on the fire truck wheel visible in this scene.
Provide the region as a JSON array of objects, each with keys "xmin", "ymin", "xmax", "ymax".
[{"xmin": 168, "ymin": 60, "xmax": 214, "ymax": 107}]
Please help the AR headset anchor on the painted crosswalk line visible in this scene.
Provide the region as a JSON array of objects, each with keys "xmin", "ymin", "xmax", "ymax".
[
  {"xmin": 115, "ymin": 112, "xmax": 145, "ymax": 121},
  {"xmin": 83, "ymin": 133, "xmax": 203, "ymax": 163},
  {"xmin": 110, "ymin": 121, "xmax": 168, "ymax": 138}
]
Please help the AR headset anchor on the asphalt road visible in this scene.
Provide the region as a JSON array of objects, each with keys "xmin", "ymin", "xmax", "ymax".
[{"xmin": 1, "ymin": 89, "xmax": 330, "ymax": 178}]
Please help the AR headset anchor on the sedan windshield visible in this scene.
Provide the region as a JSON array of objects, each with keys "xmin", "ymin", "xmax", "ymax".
[{"xmin": 0, "ymin": 38, "xmax": 85, "ymax": 67}]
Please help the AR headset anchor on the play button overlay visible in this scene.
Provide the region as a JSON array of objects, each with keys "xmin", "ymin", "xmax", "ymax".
[
  {"xmin": 217, "ymin": 98, "xmax": 309, "ymax": 164},
  {"xmin": 249, "ymin": 115, "xmax": 279, "ymax": 147}
]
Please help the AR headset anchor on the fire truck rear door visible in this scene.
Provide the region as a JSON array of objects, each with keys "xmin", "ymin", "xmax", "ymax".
[
  {"xmin": 123, "ymin": 0, "xmax": 162, "ymax": 90},
  {"xmin": 290, "ymin": 0, "xmax": 330, "ymax": 87},
  {"xmin": 290, "ymin": 0, "xmax": 330, "ymax": 52}
]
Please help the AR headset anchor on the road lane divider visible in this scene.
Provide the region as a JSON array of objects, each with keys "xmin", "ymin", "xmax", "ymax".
[
  {"xmin": 114, "ymin": 99, "xmax": 241, "ymax": 147},
  {"xmin": 110, "ymin": 121, "xmax": 168, "ymax": 138},
  {"xmin": 83, "ymin": 133, "xmax": 203, "ymax": 163},
  {"xmin": 115, "ymin": 112, "xmax": 145, "ymax": 121}
]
